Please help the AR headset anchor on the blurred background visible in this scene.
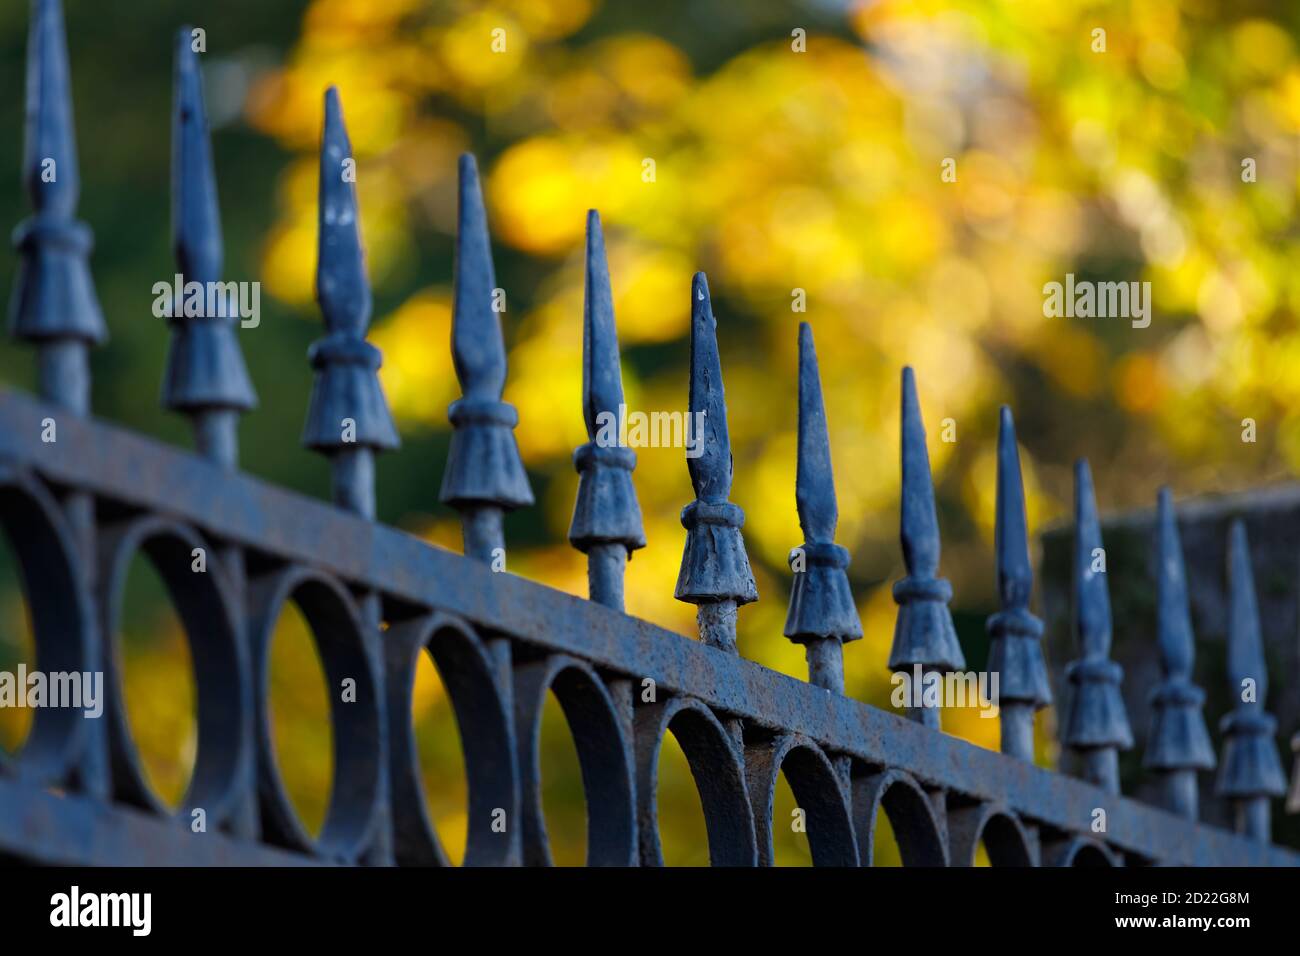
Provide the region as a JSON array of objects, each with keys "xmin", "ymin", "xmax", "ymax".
[{"xmin": 1, "ymin": 0, "xmax": 1298, "ymax": 864}]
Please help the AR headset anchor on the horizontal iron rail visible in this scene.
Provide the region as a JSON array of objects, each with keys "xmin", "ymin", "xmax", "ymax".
[
  {"xmin": 0, "ymin": 777, "xmax": 318, "ymax": 866},
  {"xmin": 1, "ymin": 388, "xmax": 1295, "ymax": 866}
]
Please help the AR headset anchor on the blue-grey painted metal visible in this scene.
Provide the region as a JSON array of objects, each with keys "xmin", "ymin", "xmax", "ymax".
[
  {"xmin": 9, "ymin": 0, "xmax": 105, "ymax": 416},
  {"xmin": 568, "ymin": 210, "xmax": 644, "ymax": 611},
  {"xmin": 164, "ymin": 27, "xmax": 256, "ymax": 470},
  {"xmin": 1216, "ymin": 520, "xmax": 1286, "ymax": 840},
  {"xmin": 1062, "ymin": 459, "xmax": 1132, "ymax": 794},
  {"xmin": 987, "ymin": 407, "xmax": 1051, "ymax": 761},
  {"xmin": 784, "ymin": 322, "xmax": 861, "ymax": 694},
  {"xmin": 1145, "ymin": 487, "xmax": 1215, "ymax": 820},
  {"xmin": 889, "ymin": 367, "xmax": 963, "ymax": 728},
  {"xmin": 303, "ymin": 87, "xmax": 399, "ymax": 521},
  {"xmin": 674, "ymin": 272, "xmax": 757, "ymax": 653},
  {"xmin": 440, "ymin": 153, "xmax": 533, "ymax": 564},
  {"xmin": 2, "ymin": 0, "xmax": 1300, "ymax": 868},
  {"xmin": 7, "ymin": 0, "xmax": 110, "ymax": 806}
]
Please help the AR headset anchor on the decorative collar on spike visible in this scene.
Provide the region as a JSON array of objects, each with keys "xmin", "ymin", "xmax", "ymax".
[
  {"xmin": 1215, "ymin": 520, "xmax": 1286, "ymax": 799},
  {"xmin": 439, "ymin": 152, "xmax": 532, "ymax": 510},
  {"xmin": 675, "ymin": 273, "xmax": 756, "ymax": 606},
  {"xmin": 302, "ymin": 87, "xmax": 397, "ymax": 453},
  {"xmin": 888, "ymin": 366, "xmax": 962, "ymax": 669},
  {"xmin": 1144, "ymin": 487, "xmax": 1215, "ymax": 771},
  {"xmin": 1062, "ymin": 459, "xmax": 1132, "ymax": 751},
  {"xmin": 569, "ymin": 210, "xmax": 644, "ymax": 553},
  {"xmin": 985, "ymin": 406, "xmax": 1050, "ymax": 708},
  {"xmin": 162, "ymin": 26, "xmax": 255, "ymax": 414},
  {"xmin": 9, "ymin": 0, "xmax": 106, "ymax": 345},
  {"xmin": 785, "ymin": 323, "xmax": 860, "ymax": 644}
]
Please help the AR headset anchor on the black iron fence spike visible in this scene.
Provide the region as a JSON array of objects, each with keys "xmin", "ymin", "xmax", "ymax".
[
  {"xmin": 1061, "ymin": 458, "xmax": 1132, "ymax": 794},
  {"xmin": 568, "ymin": 209, "xmax": 644, "ymax": 609},
  {"xmin": 889, "ymin": 366, "xmax": 963, "ymax": 728},
  {"xmin": 302, "ymin": 86, "xmax": 398, "ymax": 519},
  {"xmin": 674, "ymin": 271, "xmax": 756, "ymax": 652},
  {"xmin": 986, "ymin": 406, "xmax": 1050, "ymax": 761},
  {"xmin": 784, "ymin": 322, "xmax": 860, "ymax": 693},
  {"xmin": 9, "ymin": 0, "xmax": 106, "ymax": 414},
  {"xmin": 1216, "ymin": 520, "xmax": 1286, "ymax": 840},
  {"xmin": 162, "ymin": 26, "xmax": 256, "ymax": 468},
  {"xmin": 1144, "ymin": 486, "xmax": 1215, "ymax": 819},
  {"xmin": 439, "ymin": 152, "xmax": 532, "ymax": 563}
]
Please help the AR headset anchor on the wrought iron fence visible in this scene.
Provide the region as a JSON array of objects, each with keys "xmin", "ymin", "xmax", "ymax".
[{"xmin": 1, "ymin": 0, "xmax": 1298, "ymax": 867}]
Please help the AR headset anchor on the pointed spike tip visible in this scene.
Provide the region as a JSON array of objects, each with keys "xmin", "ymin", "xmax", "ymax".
[
  {"xmin": 1154, "ymin": 485, "xmax": 1195, "ymax": 680},
  {"xmin": 899, "ymin": 365, "xmax": 941, "ymax": 577},
  {"xmin": 1072, "ymin": 458, "xmax": 1111, "ymax": 656},
  {"xmin": 795, "ymin": 321, "xmax": 836, "ymax": 542},
  {"xmin": 1226, "ymin": 519, "xmax": 1265, "ymax": 701},
  {"xmin": 172, "ymin": 26, "xmax": 222, "ymax": 284},
  {"xmin": 25, "ymin": 0, "xmax": 81, "ymax": 213},
  {"xmin": 582, "ymin": 207, "xmax": 622, "ymax": 435},
  {"xmin": 451, "ymin": 151, "xmax": 506, "ymax": 399},
  {"xmin": 315, "ymin": 85, "xmax": 370, "ymax": 336},
  {"xmin": 994, "ymin": 405, "xmax": 1032, "ymax": 605},
  {"xmin": 686, "ymin": 270, "xmax": 732, "ymax": 502}
]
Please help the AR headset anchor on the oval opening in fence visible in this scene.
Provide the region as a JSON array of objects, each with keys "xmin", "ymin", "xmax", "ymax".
[
  {"xmin": 118, "ymin": 552, "xmax": 196, "ymax": 808},
  {"xmin": 0, "ymin": 528, "xmax": 35, "ymax": 756},
  {"xmin": 771, "ymin": 770, "xmax": 813, "ymax": 866},
  {"xmin": 654, "ymin": 728, "xmax": 710, "ymax": 866},
  {"xmin": 411, "ymin": 647, "xmax": 469, "ymax": 865},
  {"xmin": 266, "ymin": 598, "xmax": 333, "ymax": 838},
  {"xmin": 539, "ymin": 689, "xmax": 587, "ymax": 865},
  {"xmin": 873, "ymin": 806, "xmax": 903, "ymax": 866}
]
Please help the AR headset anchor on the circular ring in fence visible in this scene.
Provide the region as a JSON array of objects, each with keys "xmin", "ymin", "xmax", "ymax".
[
  {"xmin": 248, "ymin": 566, "xmax": 380, "ymax": 861},
  {"xmin": 851, "ymin": 766, "xmax": 949, "ymax": 866},
  {"xmin": 386, "ymin": 612, "xmax": 515, "ymax": 866},
  {"xmin": 0, "ymin": 465, "xmax": 94, "ymax": 786},
  {"xmin": 99, "ymin": 515, "xmax": 250, "ymax": 824},
  {"xmin": 948, "ymin": 802, "xmax": 1036, "ymax": 866},
  {"xmin": 746, "ymin": 733, "xmax": 858, "ymax": 866},
  {"xmin": 1043, "ymin": 834, "xmax": 1117, "ymax": 867},
  {"xmin": 634, "ymin": 696, "xmax": 757, "ymax": 866},
  {"xmin": 514, "ymin": 655, "xmax": 636, "ymax": 866}
]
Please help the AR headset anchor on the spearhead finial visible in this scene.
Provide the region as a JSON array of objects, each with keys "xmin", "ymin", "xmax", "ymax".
[
  {"xmin": 889, "ymin": 367, "xmax": 963, "ymax": 683},
  {"xmin": 1216, "ymin": 521, "xmax": 1285, "ymax": 814},
  {"xmin": 568, "ymin": 211, "xmax": 644, "ymax": 607},
  {"xmin": 675, "ymin": 273, "xmax": 756, "ymax": 649},
  {"xmin": 986, "ymin": 407, "xmax": 1050, "ymax": 759},
  {"xmin": 439, "ymin": 152, "xmax": 532, "ymax": 530},
  {"xmin": 580, "ymin": 210, "xmax": 625, "ymax": 433},
  {"xmin": 301, "ymin": 87, "xmax": 398, "ymax": 455},
  {"xmin": 172, "ymin": 29, "xmax": 221, "ymax": 285},
  {"xmin": 1061, "ymin": 459, "xmax": 1132, "ymax": 789},
  {"xmin": 1144, "ymin": 487, "xmax": 1214, "ymax": 775},
  {"xmin": 784, "ymin": 324, "xmax": 860, "ymax": 688},
  {"xmin": 10, "ymin": 0, "xmax": 106, "ymax": 382},
  {"xmin": 161, "ymin": 27, "xmax": 256, "ymax": 430},
  {"xmin": 684, "ymin": 272, "xmax": 735, "ymax": 503},
  {"xmin": 451, "ymin": 152, "xmax": 507, "ymax": 400}
]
